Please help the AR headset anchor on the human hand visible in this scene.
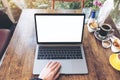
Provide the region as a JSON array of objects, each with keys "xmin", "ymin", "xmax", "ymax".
[{"xmin": 38, "ymin": 62, "xmax": 61, "ymax": 80}]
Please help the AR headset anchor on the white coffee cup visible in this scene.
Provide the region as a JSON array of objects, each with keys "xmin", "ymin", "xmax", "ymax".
[{"xmin": 87, "ymin": 21, "xmax": 98, "ymax": 32}]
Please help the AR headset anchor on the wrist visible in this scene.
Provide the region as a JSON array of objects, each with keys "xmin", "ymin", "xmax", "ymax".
[
  {"xmin": 38, "ymin": 75, "xmax": 44, "ymax": 80},
  {"xmin": 31, "ymin": 78, "xmax": 43, "ymax": 80}
]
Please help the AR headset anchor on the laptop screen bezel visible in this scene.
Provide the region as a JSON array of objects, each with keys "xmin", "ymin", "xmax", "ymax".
[{"xmin": 34, "ymin": 13, "xmax": 85, "ymax": 44}]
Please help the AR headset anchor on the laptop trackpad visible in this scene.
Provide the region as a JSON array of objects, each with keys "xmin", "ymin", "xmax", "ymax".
[
  {"xmin": 33, "ymin": 59, "xmax": 87, "ymax": 74},
  {"xmin": 39, "ymin": 60, "xmax": 81, "ymax": 74},
  {"xmin": 60, "ymin": 60, "xmax": 84, "ymax": 74}
]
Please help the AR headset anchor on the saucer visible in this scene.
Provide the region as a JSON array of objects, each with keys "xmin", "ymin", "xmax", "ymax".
[
  {"xmin": 87, "ymin": 24, "xmax": 96, "ymax": 32},
  {"xmin": 111, "ymin": 41, "xmax": 120, "ymax": 52},
  {"xmin": 110, "ymin": 37, "xmax": 120, "ymax": 52},
  {"xmin": 109, "ymin": 54, "xmax": 120, "ymax": 71},
  {"xmin": 102, "ymin": 40, "xmax": 111, "ymax": 48},
  {"xmin": 111, "ymin": 45, "xmax": 120, "ymax": 53},
  {"xmin": 94, "ymin": 31, "xmax": 109, "ymax": 41},
  {"xmin": 87, "ymin": 21, "xmax": 98, "ymax": 33}
]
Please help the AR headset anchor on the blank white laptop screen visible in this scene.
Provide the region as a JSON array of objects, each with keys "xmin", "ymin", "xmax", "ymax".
[{"xmin": 35, "ymin": 14, "xmax": 85, "ymax": 43}]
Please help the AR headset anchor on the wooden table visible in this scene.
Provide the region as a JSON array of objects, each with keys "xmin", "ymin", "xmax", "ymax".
[{"xmin": 0, "ymin": 9, "xmax": 120, "ymax": 80}]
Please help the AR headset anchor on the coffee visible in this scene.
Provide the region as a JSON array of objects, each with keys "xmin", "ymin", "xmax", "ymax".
[
  {"xmin": 99, "ymin": 24, "xmax": 112, "ymax": 37},
  {"xmin": 102, "ymin": 40, "xmax": 111, "ymax": 48}
]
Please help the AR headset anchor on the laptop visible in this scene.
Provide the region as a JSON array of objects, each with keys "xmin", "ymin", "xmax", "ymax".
[{"xmin": 33, "ymin": 13, "xmax": 88, "ymax": 74}]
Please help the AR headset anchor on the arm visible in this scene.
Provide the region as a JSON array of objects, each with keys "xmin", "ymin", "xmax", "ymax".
[{"xmin": 32, "ymin": 62, "xmax": 61, "ymax": 80}]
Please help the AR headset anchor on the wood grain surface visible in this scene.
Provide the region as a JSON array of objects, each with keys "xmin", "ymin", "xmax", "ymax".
[{"xmin": 0, "ymin": 9, "xmax": 120, "ymax": 80}]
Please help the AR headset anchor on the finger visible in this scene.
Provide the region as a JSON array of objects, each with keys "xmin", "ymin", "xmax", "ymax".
[
  {"xmin": 53, "ymin": 63, "xmax": 61, "ymax": 74},
  {"xmin": 54, "ymin": 72, "xmax": 60, "ymax": 80},
  {"xmin": 45, "ymin": 61, "xmax": 52, "ymax": 68},
  {"xmin": 48, "ymin": 62, "xmax": 57, "ymax": 68},
  {"xmin": 50, "ymin": 62, "xmax": 60, "ymax": 70}
]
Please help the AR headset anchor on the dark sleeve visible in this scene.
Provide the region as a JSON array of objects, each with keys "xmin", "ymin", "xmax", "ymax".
[
  {"xmin": 31, "ymin": 78, "xmax": 43, "ymax": 80},
  {"xmin": 0, "ymin": 11, "xmax": 13, "ymax": 29}
]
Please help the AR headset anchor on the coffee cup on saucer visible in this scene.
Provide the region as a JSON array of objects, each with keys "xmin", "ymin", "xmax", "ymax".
[
  {"xmin": 109, "ymin": 53, "xmax": 120, "ymax": 71},
  {"xmin": 97, "ymin": 24, "xmax": 114, "ymax": 39},
  {"xmin": 87, "ymin": 21, "xmax": 98, "ymax": 32},
  {"xmin": 111, "ymin": 39, "xmax": 120, "ymax": 52},
  {"xmin": 102, "ymin": 40, "xmax": 111, "ymax": 48}
]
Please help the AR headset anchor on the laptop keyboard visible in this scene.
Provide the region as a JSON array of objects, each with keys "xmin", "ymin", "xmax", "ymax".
[{"xmin": 37, "ymin": 46, "xmax": 83, "ymax": 59}]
